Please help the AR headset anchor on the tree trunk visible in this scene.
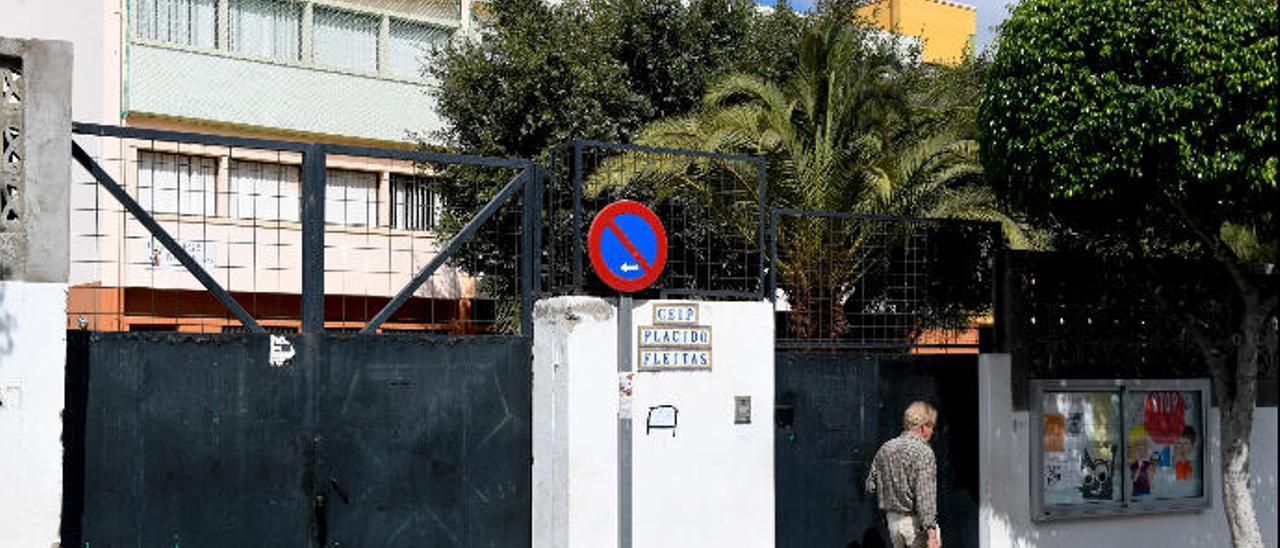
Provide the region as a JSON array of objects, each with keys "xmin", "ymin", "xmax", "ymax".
[
  {"xmin": 1220, "ymin": 396, "xmax": 1263, "ymax": 547},
  {"xmin": 1217, "ymin": 301, "xmax": 1265, "ymax": 547}
]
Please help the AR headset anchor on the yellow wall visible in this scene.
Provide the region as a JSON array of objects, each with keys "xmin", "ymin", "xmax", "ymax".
[{"xmin": 855, "ymin": 0, "xmax": 977, "ymax": 65}]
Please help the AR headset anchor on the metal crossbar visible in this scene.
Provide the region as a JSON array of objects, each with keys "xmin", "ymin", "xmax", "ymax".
[{"xmin": 74, "ymin": 123, "xmax": 530, "ymax": 169}]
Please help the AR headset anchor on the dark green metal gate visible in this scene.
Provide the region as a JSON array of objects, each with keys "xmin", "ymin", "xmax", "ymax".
[
  {"xmin": 773, "ymin": 352, "xmax": 980, "ymax": 548},
  {"xmin": 64, "ymin": 332, "xmax": 531, "ymax": 547}
]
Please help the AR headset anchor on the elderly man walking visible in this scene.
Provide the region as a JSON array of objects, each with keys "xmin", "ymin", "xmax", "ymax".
[{"xmin": 866, "ymin": 401, "xmax": 941, "ymax": 548}]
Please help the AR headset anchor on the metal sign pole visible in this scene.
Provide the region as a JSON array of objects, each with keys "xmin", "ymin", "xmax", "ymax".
[{"xmin": 618, "ymin": 294, "xmax": 633, "ymax": 548}]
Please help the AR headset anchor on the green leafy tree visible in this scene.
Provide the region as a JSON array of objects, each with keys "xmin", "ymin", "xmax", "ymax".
[
  {"xmin": 430, "ymin": 0, "xmax": 804, "ymax": 158},
  {"xmin": 590, "ymin": 21, "xmax": 1033, "ymax": 337},
  {"xmin": 424, "ymin": 0, "xmax": 805, "ymax": 330},
  {"xmin": 980, "ymin": 0, "xmax": 1277, "ymax": 543}
]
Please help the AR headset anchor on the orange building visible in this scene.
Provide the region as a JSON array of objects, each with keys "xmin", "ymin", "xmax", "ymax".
[{"xmin": 856, "ymin": 0, "xmax": 978, "ymax": 65}]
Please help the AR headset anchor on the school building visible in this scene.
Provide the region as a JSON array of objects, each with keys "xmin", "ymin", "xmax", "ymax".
[
  {"xmin": 856, "ymin": 0, "xmax": 978, "ymax": 64},
  {"xmin": 5, "ymin": 0, "xmax": 495, "ymax": 333}
]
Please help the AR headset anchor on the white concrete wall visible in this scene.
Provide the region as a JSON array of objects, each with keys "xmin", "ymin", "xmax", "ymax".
[
  {"xmin": 630, "ymin": 300, "xmax": 774, "ymax": 548},
  {"xmin": 979, "ymin": 354, "xmax": 1280, "ymax": 548},
  {"xmin": 533, "ymin": 296, "xmax": 619, "ymax": 548},
  {"xmin": 0, "ymin": 281, "xmax": 69, "ymax": 548},
  {"xmin": 533, "ymin": 297, "xmax": 775, "ymax": 548}
]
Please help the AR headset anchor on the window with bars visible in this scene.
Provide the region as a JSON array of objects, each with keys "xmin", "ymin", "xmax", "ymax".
[
  {"xmin": 228, "ymin": 0, "xmax": 301, "ymax": 61},
  {"xmin": 229, "ymin": 159, "xmax": 300, "ymax": 221},
  {"xmin": 325, "ymin": 169, "xmax": 379, "ymax": 227},
  {"xmin": 136, "ymin": 151, "xmax": 218, "ymax": 216},
  {"xmin": 313, "ymin": 6, "xmax": 380, "ymax": 72},
  {"xmin": 137, "ymin": 0, "xmax": 218, "ymax": 48},
  {"xmin": 390, "ymin": 173, "xmax": 434, "ymax": 231}
]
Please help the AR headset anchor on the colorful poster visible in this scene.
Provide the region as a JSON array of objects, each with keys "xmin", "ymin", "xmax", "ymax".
[
  {"xmin": 1125, "ymin": 390, "xmax": 1204, "ymax": 499},
  {"xmin": 1044, "ymin": 414, "xmax": 1066, "ymax": 452},
  {"xmin": 1042, "ymin": 391, "xmax": 1122, "ymax": 505}
]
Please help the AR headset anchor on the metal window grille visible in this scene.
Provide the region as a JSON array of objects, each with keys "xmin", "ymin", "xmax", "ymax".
[{"xmin": 390, "ymin": 173, "xmax": 434, "ymax": 231}]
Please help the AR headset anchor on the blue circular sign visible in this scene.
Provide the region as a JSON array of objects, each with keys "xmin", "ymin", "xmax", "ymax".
[{"xmin": 587, "ymin": 200, "xmax": 668, "ymax": 292}]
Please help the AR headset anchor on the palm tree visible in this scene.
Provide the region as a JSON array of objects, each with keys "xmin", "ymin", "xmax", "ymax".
[{"xmin": 587, "ymin": 21, "xmax": 1035, "ymax": 338}]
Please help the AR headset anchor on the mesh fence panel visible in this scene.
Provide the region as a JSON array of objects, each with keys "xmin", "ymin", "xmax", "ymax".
[
  {"xmin": 544, "ymin": 141, "xmax": 766, "ymax": 299},
  {"xmin": 69, "ymin": 130, "xmax": 527, "ymax": 334},
  {"xmin": 772, "ymin": 211, "xmax": 1001, "ymax": 350}
]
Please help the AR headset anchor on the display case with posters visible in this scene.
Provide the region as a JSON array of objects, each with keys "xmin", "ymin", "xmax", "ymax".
[{"xmin": 1030, "ymin": 379, "xmax": 1210, "ymax": 521}]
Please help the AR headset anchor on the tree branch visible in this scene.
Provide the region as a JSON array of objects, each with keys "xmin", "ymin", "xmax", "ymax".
[{"xmin": 1160, "ymin": 190, "xmax": 1250, "ymax": 294}]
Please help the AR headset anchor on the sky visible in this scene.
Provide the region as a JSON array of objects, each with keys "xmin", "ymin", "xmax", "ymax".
[{"xmin": 755, "ymin": 0, "xmax": 1016, "ymax": 52}]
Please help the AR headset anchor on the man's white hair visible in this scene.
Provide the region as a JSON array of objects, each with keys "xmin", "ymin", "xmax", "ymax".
[{"xmin": 903, "ymin": 401, "xmax": 938, "ymax": 430}]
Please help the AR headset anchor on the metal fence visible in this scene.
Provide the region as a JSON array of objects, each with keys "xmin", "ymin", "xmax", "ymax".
[
  {"xmin": 543, "ymin": 140, "xmax": 767, "ymax": 299},
  {"xmin": 771, "ymin": 209, "xmax": 1003, "ymax": 351},
  {"xmin": 68, "ymin": 123, "xmax": 537, "ymax": 335},
  {"xmin": 1005, "ymin": 251, "xmax": 1279, "ymax": 408}
]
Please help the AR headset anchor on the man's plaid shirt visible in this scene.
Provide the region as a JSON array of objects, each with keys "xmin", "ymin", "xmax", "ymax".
[{"xmin": 865, "ymin": 431, "xmax": 937, "ymax": 531}]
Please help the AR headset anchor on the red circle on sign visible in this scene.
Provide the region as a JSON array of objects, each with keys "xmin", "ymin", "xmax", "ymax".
[{"xmin": 587, "ymin": 200, "xmax": 668, "ymax": 293}]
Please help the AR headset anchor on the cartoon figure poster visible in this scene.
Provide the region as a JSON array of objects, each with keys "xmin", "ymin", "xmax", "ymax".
[{"xmin": 1124, "ymin": 390, "xmax": 1204, "ymax": 499}]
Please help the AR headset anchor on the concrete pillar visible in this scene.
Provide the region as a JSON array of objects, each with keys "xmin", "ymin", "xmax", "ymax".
[
  {"xmin": 0, "ymin": 37, "xmax": 72, "ymax": 282},
  {"xmin": 0, "ymin": 35, "xmax": 73, "ymax": 548},
  {"xmin": 532, "ymin": 297, "xmax": 775, "ymax": 548}
]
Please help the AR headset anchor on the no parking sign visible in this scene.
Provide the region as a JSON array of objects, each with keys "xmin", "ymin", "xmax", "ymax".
[{"xmin": 587, "ymin": 200, "xmax": 668, "ymax": 293}]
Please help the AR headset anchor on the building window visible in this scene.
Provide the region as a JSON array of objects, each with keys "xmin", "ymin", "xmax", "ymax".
[
  {"xmin": 387, "ymin": 19, "xmax": 452, "ymax": 77},
  {"xmin": 136, "ymin": 151, "xmax": 217, "ymax": 216},
  {"xmin": 313, "ymin": 7, "xmax": 379, "ymax": 72},
  {"xmin": 390, "ymin": 173, "xmax": 434, "ymax": 231},
  {"xmin": 325, "ymin": 169, "xmax": 378, "ymax": 227},
  {"xmin": 137, "ymin": 0, "xmax": 218, "ymax": 48},
  {"xmin": 228, "ymin": 0, "xmax": 301, "ymax": 61},
  {"xmin": 229, "ymin": 159, "xmax": 300, "ymax": 221}
]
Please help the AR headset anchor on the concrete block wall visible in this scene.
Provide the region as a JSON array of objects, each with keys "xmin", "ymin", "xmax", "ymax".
[
  {"xmin": 0, "ymin": 37, "xmax": 72, "ymax": 283},
  {"xmin": 979, "ymin": 354, "xmax": 1279, "ymax": 547}
]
